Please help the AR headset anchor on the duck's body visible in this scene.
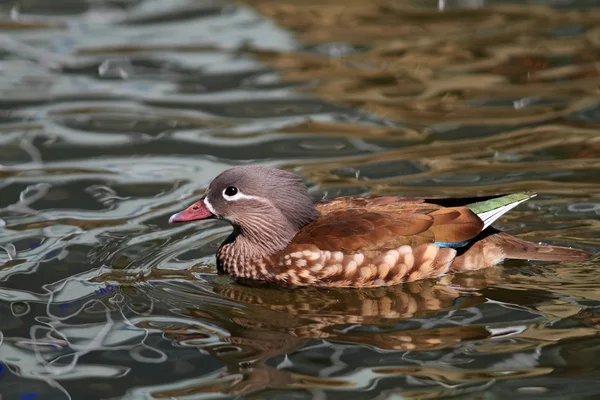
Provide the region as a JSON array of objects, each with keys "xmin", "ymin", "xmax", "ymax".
[{"xmin": 169, "ymin": 166, "xmax": 591, "ymax": 288}]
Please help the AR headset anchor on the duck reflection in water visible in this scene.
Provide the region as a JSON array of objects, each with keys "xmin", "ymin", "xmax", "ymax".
[{"xmin": 96, "ymin": 267, "xmax": 553, "ymax": 398}]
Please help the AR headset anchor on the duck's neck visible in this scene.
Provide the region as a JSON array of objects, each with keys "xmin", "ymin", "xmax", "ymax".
[{"xmin": 216, "ymin": 220, "xmax": 299, "ymax": 279}]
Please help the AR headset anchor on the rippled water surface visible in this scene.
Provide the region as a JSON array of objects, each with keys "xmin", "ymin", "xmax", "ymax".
[{"xmin": 1, "ymin": 0, "xmax": 600, "ymax": 399}]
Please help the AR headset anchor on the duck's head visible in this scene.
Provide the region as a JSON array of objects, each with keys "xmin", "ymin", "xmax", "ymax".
[{"xmin": 169, "ymin": 165, "xmax": 319, "ymax": 248}]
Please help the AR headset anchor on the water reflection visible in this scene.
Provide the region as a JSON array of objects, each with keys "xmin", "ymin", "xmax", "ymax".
[{"xmin": 6, "ymin": 266, "xmax": 600, "ymax": 399}]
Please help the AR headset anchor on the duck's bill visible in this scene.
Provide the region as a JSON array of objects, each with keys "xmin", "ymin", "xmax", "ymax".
[{"xmin": 169, "ymin": 198, "xmax": 214, "ymax": 223}]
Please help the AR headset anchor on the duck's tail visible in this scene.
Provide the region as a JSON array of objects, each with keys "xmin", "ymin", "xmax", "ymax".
[
  {"xmin": 463, "ymin": 193, "xmax": 592, "ymax": 262},
  {"xmin": 489, "ymin": 232, "xmax": 592, "ymax": 262}
]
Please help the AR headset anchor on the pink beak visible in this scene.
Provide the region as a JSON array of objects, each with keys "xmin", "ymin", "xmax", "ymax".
[{"xmin": 168, "ymin": 198, "xmax": 214, "ymax": 224}]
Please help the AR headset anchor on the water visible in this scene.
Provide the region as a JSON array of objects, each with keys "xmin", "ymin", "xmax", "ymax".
[{"xmin": 0, "ymin": 0, "xmax": 599, "ymax": 398}]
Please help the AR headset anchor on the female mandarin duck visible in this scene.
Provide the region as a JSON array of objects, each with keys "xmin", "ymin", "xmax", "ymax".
[{"xmin": 169, "ymin": 165, "xmax": 591, "ymax": 288}]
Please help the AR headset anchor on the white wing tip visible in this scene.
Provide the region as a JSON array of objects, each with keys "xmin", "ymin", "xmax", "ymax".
[{"xmin": 478, "ymin": 196, "xmax": 533, "ymax": 231}]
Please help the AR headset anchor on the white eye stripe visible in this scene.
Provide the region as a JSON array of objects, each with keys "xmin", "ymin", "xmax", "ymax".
[
  {"xmin": 203, "ymin": 197, "xmax": 216, "ymax": 214},
  {"xmin": 222, "ymin": 189, "xmax": 260, "ymax": 202}
]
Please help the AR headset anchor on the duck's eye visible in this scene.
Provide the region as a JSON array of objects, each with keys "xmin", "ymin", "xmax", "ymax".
[{"xmin": 224, "ymin": 186, "xmax": 238, "ymax": 197}]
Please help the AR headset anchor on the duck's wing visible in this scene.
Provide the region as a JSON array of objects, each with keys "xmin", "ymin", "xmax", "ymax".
[
  {"xmin": 311, "ymin": 193, "xmax": 538, "ymax": 248},
  {"xmin": 292, "ymin": 203, "xmax": 484, "ymax": 257}
]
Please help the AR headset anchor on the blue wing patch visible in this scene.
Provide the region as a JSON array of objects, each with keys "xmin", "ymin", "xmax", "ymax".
[{"xmin": 434, "ymin": 239, "xmax": 471, "ymax": 248}]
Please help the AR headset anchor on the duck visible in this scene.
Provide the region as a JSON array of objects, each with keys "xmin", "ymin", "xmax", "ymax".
[{"xmin": 168, "ymin": 165, "xmax": 592, "ymax": 288}]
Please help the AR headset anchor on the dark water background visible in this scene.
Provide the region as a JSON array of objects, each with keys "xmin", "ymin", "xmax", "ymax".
[{"xmin": 1, "ymin": 0, "xmax": 600, "ymax": 399}]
